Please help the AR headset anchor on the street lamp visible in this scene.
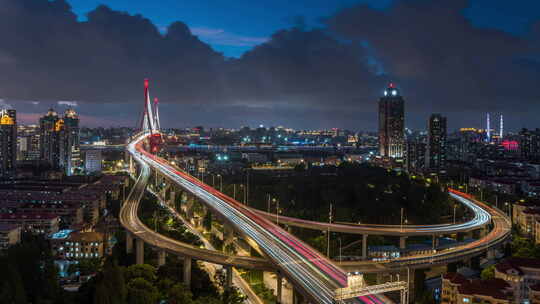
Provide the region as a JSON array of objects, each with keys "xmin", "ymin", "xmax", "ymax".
[
  {"xmin": 453, "ymin": 204, "xmax": 457, "ymax": 224},
  {"xmin": 400, "ymin": 208, "xmax": 404, "ymax": 232},
  {"xmin": 328, "ymin": 203, "xmax": 333, "ymax": 257},
  {"xmin": 217, "ymin": 174, "xmax": 223, "ymax": 192}
]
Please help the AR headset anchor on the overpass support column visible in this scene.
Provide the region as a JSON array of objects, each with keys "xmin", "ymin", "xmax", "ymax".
[
  {"xmin": 136, "ymin": 238, "xmax": 144, "ymax": 265},
  {"xmin": 169, "ymin": 191, "xmax": 176, "ymax": 207},
  {"xmin": 183, "ymin": 257, "xmax": 192, "ymax": 288},
  {"xmin": 487, "ymin": 249, "xmax": 496, "ymax": 259},
  {"xmin": 157, "ymin": 250, "xmax": 166, "ymax": 267},
  {"xmin": 399, "ymin": 236, "xmax": 407, "ymax": 250},
  {"xmin": 225, "ymin": 265, "xmax": 233, "ymax": 290},
  {"xmin": 126, "ymin": 232, "xmax": 134, "ymax": 254},
  {"xmin": 432, "ymin": 235, "xmax": 439, "ymax": 249},
  {"xmin": 224, "ymin": 223, "xmax": 234, "ymax": 247},
  {"xmin": 362, "ymin": 234, "xmax": 368, "ymax": 260},
  {"xmin": 276, "ymin": 273, "xmax": 283, "ymax": 304}
]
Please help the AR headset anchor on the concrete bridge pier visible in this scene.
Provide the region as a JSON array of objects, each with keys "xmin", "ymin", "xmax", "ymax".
[
  {"xmin": 126, "ymin": 232, "xmax": 134, "ymax": 254},
  {"xmin": 432, "ymin": 235, "xmax": 439, "ymax": 249},
  {"xmin": 169, "ymin": 191, "xmax": 176, "ymax": 207},
  {"xmin": 399, "ymin": 236, "xmax": 408, "ymax": 250},
  {"xmin": 277, "ymin": 272, "xmax": 283, "ymax": 304},
  {"xmin": 224, "ymin": 223, "xmax": 234, "ymax": 247},
  {"xmin": 225, "ymin": 265, "xmax": 233, "ymax": 290},
  {"xmin": 136, "ymin": 238, "xmax": 144, "ymax": 265},
  {"xmin": 183, "ymin": 257, "xmax": 192, "ymax": 288},
  {"xmin": 487, "ymin": 249, "xmax": 496, "ymax": 259},
  {"xmin": 157, "ymin": 250, "xmax": 166, "ymax": 267},
  {"xmin": 362, "ymin": 234, "xmax": 368, "ymax": 260}
]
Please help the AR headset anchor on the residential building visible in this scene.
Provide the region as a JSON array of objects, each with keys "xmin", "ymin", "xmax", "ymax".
[
  {"xmin": 85, "ymin": 149, "xmax": 102, "ymax": 174},
  {"xmin": 0, "ymin": 109, "xmax": 17, "ymax": 178},
  {"xmin": 0, "ymin": 212, "xmax": 60, "ymax": 234},
  {"xmin": 50, "ymin": 231, "xmax": 105, "ymax": 260},
  {"xmin": 495, "ymin": 258, "xmax": 540, "ymax": 303},
  {"xmin": 442, "ymin": 273, "xmax": 512, "ymax": 304},
  {"xmin": 0, "ymin": 224, "xmax": 21, "ymax": 249},
  {"xmin": 426, "ymin": 114, "xmax": 447, "ymax": 172}
]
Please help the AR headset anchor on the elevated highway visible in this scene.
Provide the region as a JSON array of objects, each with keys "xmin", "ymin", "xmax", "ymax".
[
  {"xmin": 250, "ymin": 191, "xmax": 491, "ymax": 236},
  {"xmin": 119, "ymin": 150, "xmax": 272, "ymax": 270}
]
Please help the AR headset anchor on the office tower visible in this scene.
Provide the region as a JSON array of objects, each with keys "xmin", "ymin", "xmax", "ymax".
[
  {"xmin": 61, "ymin": 109, "xmax": 81, "ymax": 175},
  {"xmin": 378, "ymin": 83, "xmax": 405, "ymax": 158},
  {"xmin": 0, "ymin": 109, "xmax": 17, "ymax": 178},
  {"xmin": 519, "ymin": 128, "xmax": 540, "ymax": 161},
  {"xmin": 426, "ymin": 114, "xmax": 447, "ymax": 172},
  {"xmin": 499, "ymin": 115, "xmax": 504, "ymax": 139},
  {"xmin": 85, "ymin": 149, "xmax": 102, "ymax": 174},
  {"xmin": 40, "ymin": 108, "xmax": 62, "ymax": 168},
  {"xmin": 486, "ymin": 113, "xmax": 491, "ymax": 143}
]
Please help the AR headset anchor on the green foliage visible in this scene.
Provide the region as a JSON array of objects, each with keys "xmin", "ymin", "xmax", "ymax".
[
  {"xmin": 0, "ymin": 233, "xmax": 64, "ymax": 304},
  {"xmin": 203, "ymin": 211, "xmax": 212, "ymax": 231},
  {"xmin": 125, "ymin": 264, "xmax": 157, "ymax": 283},
  {"xmin": 222, "ymin": 163, "xmax": 453, "ymax": 225},
  {"xmin": 481, "ymin": 265, "xmax": 495, "ymax": 280},
  {"xmin": 126, "ymin": 278, "xmax": 159, "ymax": 304}
]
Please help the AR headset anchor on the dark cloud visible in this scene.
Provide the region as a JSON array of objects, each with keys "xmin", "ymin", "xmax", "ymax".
[
  {"xmin": 325, "ymin": 0, "xmax": 540, "ymax": 116},
  {"xmin": 1, "ymin": 0, "xmax": 540, "ymax": 130}
]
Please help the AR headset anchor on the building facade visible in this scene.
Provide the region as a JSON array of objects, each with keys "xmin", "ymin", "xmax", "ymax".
[
  {"xmin": 0, "ymin": 109, "xmax": 17, "ymax": 178},
  {"xmin": 39, "ymin": 108, "xmax": 81, "ymax": 175},
  {"xmin": 85, "ymin": 149, "xmax": 102, "ymax": 174},
  {"xmin": 426, "ymin": 114, "xmax": 447, "ymax": 172},
  {"xmin": 378, "ymin": 83, "xmax": 405, "ymax": 158}
]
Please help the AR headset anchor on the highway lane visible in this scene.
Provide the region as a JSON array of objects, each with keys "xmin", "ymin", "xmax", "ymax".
[
  {"xmin": 126, "ymin": 132, "xmax": 508, "ymax": 303},
  {"xmin": 339, "ymin": 189, "xmax": 511, "ymax": 271},
  {"xmin": 119, "ymin": 148, "xmax": 273, "ymax": 271},
  {"xmin": 148, "ymin": 188, "xmax": 264, "ymax": 304},
  {"xmin": 129, "ymin": 133, "xmax": 389, "ymax": 304},
  {"xmin": 249, "ymin": 193, "xmax": 491, "ymax": 236}
]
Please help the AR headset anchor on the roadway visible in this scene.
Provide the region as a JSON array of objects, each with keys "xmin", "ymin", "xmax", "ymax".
[
  {"xmin": 119, "ymin": 149, "xmax": 272, "ymax": 270},
  {"xmin": 250, "ymin": 193, "xmax": 491, "ymax": 236},
  {"xmin": 339, "ymin": 189, "xmax": 511, "ymax": 271},
  {"xmin": 127, "ymin": 132, "xmax": 387, "ymax": 304}
]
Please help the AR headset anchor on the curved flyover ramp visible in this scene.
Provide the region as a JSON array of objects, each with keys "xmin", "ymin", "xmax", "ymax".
[
  {"xmin": 250, "ymin": 192, "xmax": 491, "ymax": 236},
  {"xmin": 119, "ymin": 151, "xmax": 272, "ymax": 270}
]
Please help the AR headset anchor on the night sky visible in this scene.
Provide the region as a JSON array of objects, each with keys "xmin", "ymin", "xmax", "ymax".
[{"xmin": 2, "ymin": 0, "xmax": 540, "ymax": 131}]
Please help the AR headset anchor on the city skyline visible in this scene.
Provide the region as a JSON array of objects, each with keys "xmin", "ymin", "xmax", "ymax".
[{"xmin": 1, "ymin": 0, "xmax": 539, "ymax": 131}]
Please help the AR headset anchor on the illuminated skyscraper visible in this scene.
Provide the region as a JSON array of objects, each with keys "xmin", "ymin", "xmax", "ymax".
[
  {"xmin": 61, "ymin": 108, "xmax": 81, "ymax": 175},
  {"xmin": 40, "ymin": 108, "xmax": 62, "ymax": 169},
  {"xmin": 40, "ymin": 108, "xmax": 80, "ymax": 175},
  {"xmin": 0, "ymin": 109, "xmax": 17, "ymax": 178},
  {"xmin": 378, "ymin": 83, "xmax": 405, "ymax": 158},
  {"xmin": 426, "ymin": 114, "xmax": 447, "ymax": 172}
]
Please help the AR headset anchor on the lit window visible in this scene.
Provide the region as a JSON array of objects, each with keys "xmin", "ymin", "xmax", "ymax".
[{"xmin": 392, "ymin": 90, "xmax": 397, "ymax": 96}]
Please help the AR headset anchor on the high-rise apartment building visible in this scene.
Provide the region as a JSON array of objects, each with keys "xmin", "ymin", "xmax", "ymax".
[
  {"xmin": 0, "ymin": 109, "xmax": 17, "ymax": 178},
  {"xmin": 61, "ymin": 109, "xmax": 81, "ymax": 175},
  {"xmin": 378, "ymin": 83, "xmax": 405, "ymax": 158},
  {"xmin": 40, "ymin": 108, "xmax": 62, "ymax": 169},
  {"xmin": 39, "ymin": 108, "xmax": 81, "ymax": 175},
  {"xmin": 85, "ymin": 149, "xmax": 102, "ymax": 174},
  {"xmin": 426, "ymin": 114, "xmax": 447, "ymax": 172}
]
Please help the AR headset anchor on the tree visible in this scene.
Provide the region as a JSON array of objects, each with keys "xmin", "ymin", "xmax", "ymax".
[
  {"xmin": 203, "ymin": 211, "xmax": 212, "ymax": 232},
  {"xmin": 103, "ymin": 261, "xmax": 127, "ymax": 304},
  {"xmin": 167, "ymin": 283, "xmax": 194, "ymax": 304},
  {"xmin": 125, "ymin": 264, "xmax": 156, "ymax": 283},
  {"xmin": 93, "ymin": 281, "xmax": 112, "ymax": 304},
  {"xmin": 127, "ymin": 278, "xmax": 159, "ymax": 304},
  {"xmin": 481, "ymin": 266, "xmax": 495, "ymax": 280},
  {"xmin": 222, "ymin": 287, "xmax": 246, "ymax": 304}
]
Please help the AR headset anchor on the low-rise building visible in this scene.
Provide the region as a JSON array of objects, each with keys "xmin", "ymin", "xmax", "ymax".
[
  {"xmin": 442, "ymin": 273, "xmax": 512, "ymax": 304},
  {"xmin": 50, "ymin": 230, "xmax": 105, "ymax": 259},
  {"xmin": 495, "ymin": 258, "xmax": 540, "ymax": 303},
  {"xmin": 0, "ymin": 224, "xmax": 21, "ymax": 249},
  {"xmin": 0, "ymin": 212, "xmax": 59, "ymax": 234}
]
